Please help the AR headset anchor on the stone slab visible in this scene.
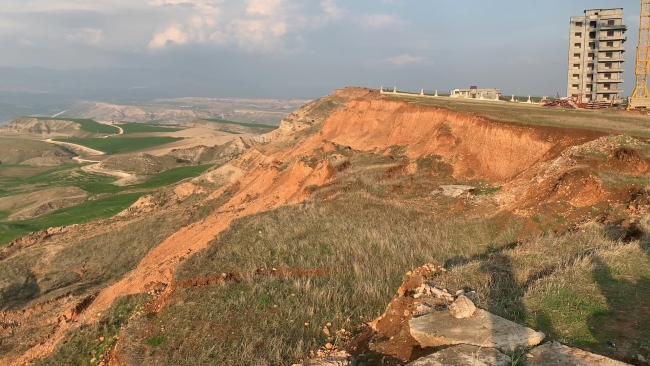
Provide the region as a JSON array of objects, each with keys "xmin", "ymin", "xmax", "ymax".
[
  {"xmin": 407, "ymin": 344, "xmax": 511, "ymax": 366},
  {"xmin": 409, "ymin": 309, "xmax": 545, "ymax": 351},
  {"xmin": 527, "ymin": 342, "xmax": 631, "ymax": 366}
]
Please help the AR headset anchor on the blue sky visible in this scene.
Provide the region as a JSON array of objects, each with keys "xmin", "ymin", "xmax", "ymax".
[{"xmin": 0, "ymin": 0, "xmax": 641, "ymax": 98}]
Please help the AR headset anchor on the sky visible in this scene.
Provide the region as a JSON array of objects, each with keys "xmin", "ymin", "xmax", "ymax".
[{"xmin": 0, "ymin": 0, "xmax": 642, "ymax": 99}]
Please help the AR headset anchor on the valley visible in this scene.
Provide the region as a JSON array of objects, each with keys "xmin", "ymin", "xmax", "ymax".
[{"xmin": 0, "ymin": 87, "xmax": 649, "ymax": 365}]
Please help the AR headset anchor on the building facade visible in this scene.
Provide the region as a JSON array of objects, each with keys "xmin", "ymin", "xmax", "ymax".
[{"xmin": 566, "ymin": 8, "xmax": 627, "ymax": 102}]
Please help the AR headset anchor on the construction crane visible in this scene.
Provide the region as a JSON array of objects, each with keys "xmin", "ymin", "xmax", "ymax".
[{"xmin": 629, "ymin": 0, "xmax": 650, "ymax": 109}]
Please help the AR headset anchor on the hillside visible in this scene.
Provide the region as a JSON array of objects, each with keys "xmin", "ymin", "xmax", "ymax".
[{"xmin": 0, "ymin": 87, "xmax": 649, "ymax": 365}]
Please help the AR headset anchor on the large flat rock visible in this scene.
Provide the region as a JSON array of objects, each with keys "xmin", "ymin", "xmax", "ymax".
[
  {"xmin": 526, "ymin": 342, "xmax": 631, "ymax": 366},
  {"xmin": 409, "ymin": 309, "xmax": 545, "ymax": 351},
  {"xmin": 407, "ymin": 344, "xmax": 511, "ymax": 366}
]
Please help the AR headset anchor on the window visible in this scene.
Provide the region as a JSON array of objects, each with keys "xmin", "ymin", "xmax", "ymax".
[
  {"xmin": 573, "ymin": 64, "xmax": 581, "ymax": 69},
  {"xmin": 604, "ymin": 83, "xmax": 611, "ymax": 90},
  {"xmin": 604, "ymin": 93, "xmax": 611, "ymax": 100},
  {"xmin": 573, "ymin": 74, "xmax": 580, "ymax": 79},
  {"xmin": 588, "ymin": 53, "xmax": 595, "ymax": 60},
  {"xmin": 607, "ymin": 30, "xmax": 614, "ymax": 37},
  {"xmin": 589, "ymin": 42, "xmax": 595, "ymax": 49},
  {"xmin": 572, "ymin": 84, "xmax": 579, "ymax": 89},
  {"xmin": 606, "ymin": 52, "xmax": 613, "ymax": 58},
  {"xmin": 590, "ymin": 21, "xmax": 597, "ymax": 27},
  {"xmin": 605, "ymin": 73, "xmax": 612, "ymax": 79},
  {"xmin": 588, "ymin": 63, "xmax": 594, "ymax": 70},
  {"xmin": 605, "ymin": 62, "xmax": 612, "ymax": 68},
  {"xmin": 574, "ymin": 42, "xmax": 581, "ymax": 49},
  {"xmin": 606, "ymin": 41, "xmax": 614, "ymax": 47},
  {"xmin": 574, "ymin": 53, "xmax": 581, "ymax": 59},
  {"xmin": 576, "ymin": 21, "xmax": 583, "ymax": 27},
  {"xmin": 575, "ymin": 32, "xmax": 582, "ymax": 37},
  {"xmin": 589, "ymin": 31, "xmax": 596, "ymax": 39},
  {"xmin": 587, "ymin": 84, "xmax": 593, "ymax": 91},
  {"xmin": 608, "ymin": 20, "xmax": 615, "ymax": 26},
  {"xmin": 588, "ymin": 74, "xmax": 594, "ymax": 81}
]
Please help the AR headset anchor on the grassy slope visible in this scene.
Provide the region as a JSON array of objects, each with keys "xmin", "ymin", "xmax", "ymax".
[
  {"xmin": 388, "ymin": 95, "xmax": 650, "ymax": 138},
  {"xmin": 0, "ymin": 136, "xmax": 73, "ymax": 165},
  {"xmin": 0, "ymin": 164, "xmax": 213, "ymax": 245},
  {"xmin": 119, "ymin": 123, "xmax": 182, "ymax": 134},
  {"xmin": 34, "ymin": 117, "xmax": 119, "ymax": 134},
  {"xmin": 0, "ymin": 193, "xmax": 142, "ymax": 244},
  {"xmin": 52, "ymin": 137, "xmax": 182, "ymax": 155}
]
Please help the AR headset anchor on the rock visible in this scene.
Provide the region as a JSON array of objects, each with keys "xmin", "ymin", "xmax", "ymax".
[
  {"xmin": 414, "ymin": 303, "xmax": 435, "ymax": 317},
  {"xmin": 292, "ymin": 351, "xmax": 353, "ymax": 366},
  {"xmin": 440, "ymin": 185, "xmax": 475, "ymax": 198},
  {"xmin": 406, "ymin": 344, "xmax": 511, "ymax": 366},
  {"xmin": 448, "ymin": 295, "xmax": 476, "ymax": 319},
  {"xmin": 409, "ymin": 309, "xmax": 545, "ymax": 351},
  {"xmin": 636, "ymin": 354, "xmax": 649, "ymax": 364},
  {"xmin": 526, "ymin": 342, "xmax": 631, "ymax": 365}
]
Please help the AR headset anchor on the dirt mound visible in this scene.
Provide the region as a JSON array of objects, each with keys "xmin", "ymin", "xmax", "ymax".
[
  {"xmin": 99, "ymin": 153, "xmax": 167, "ymax": 175},
  {"xmin": 0, "ymin": 187, "xmax": 87, "ymax": 221},
  {"xmin": 1, "ymin": 117, "xmax": 82, "ymax": 136},
  {"xmin": 19, "ymin": 156, "xmax": 70, "ymax": 167}
]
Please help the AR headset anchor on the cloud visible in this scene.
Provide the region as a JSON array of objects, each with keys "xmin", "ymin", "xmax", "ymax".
[
  {"xmin": 360, "ymin": 14, "xmax": 400, "ymax": 29},
  {"xmin": 147, "ymin": 0, "xmax": 345, "ymax": 52},
  {"xmin": 148, "ymin": 24, "xmax": 188, "ymax": 49},
  {"xmin": 383, "ymin": 53, "xmax": 425, "ymax": 66},
  {"xmin": 66, "ymin": 28, "xmax": 103, "ymax": 45}
]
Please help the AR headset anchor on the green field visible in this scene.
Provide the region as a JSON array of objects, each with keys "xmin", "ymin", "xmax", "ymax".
[
  {"xmin": 119, "ymin": 123, "xmax": 183, "ymax": 134},
  {"xmin": 53, "ymin": 137, "xmax": 182, "ymax": 155},
  {"xmin": 0, "ymin": 193, "xmax": 142, "ymax": 245},
  {"xmin": 202, "ymin": 118, "xmax": 278, "ymax": 130},
  {"xmin": 0, "ymin": 163, "xmax": 214, "ymax": 245},
  {"xmin": 34, "ymin": 117, "xmax": 120, "ymax": 134}
]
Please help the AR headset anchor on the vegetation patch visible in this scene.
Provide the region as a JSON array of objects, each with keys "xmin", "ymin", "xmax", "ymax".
[
  {"xmin": 52, "ymin": 137, "xmax": 182, "ymax": 155},
  {"xmin": 119, "ymin": 123, "xmax": 183, "ymax": 134},
  {"xmin": 202, "ymin": 118, "xmax": 278, "ymax": 130},
  {"xmin": 0, "ymin": 193, "xmax": 142, "ymax": 245},
  {"xmin": 33, "ymin": 117, "xmax": 120, "ymax": 135},
  {"xmin": 34, "ymin": 294, "xmax": 149, "ymax": 366}
]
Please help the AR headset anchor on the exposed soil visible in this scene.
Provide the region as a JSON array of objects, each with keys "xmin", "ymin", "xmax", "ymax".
[{"xmin": 4, "ymin": 87, "xmax": 650, "ymax": 365}]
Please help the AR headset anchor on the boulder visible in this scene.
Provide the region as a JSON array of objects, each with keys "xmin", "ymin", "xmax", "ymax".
[
  {"xmin": 448, "ymin": 295, "xmax": 476, "ymax": 319},
  {"xmin": 409, "ymin": 309, "xmax": 545, "ymax": 351},
  {"xmin": 407, "ymin": 344, "xmax": 511, "ymax": 366},
  {"xmin": 526, "ymin": 342, "xmax": 631, "ymax": 366}
]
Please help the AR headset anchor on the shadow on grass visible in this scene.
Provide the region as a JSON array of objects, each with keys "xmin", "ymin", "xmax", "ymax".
[{"xmin": 0, "ymin": 271, "xmax": 40, "ymax": 311}]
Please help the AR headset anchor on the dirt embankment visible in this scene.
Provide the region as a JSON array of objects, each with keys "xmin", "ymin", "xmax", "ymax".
[
  {"xmin": 295, "ymin": 98, "xmax": 604, "ymax": 182},
  {"xmin": 8, "ymin": 87, "xmax": 650, "ymax": 365},
  {"xmin": 84, "ymin": 89, "xmax": 618, "ymax": 316}
]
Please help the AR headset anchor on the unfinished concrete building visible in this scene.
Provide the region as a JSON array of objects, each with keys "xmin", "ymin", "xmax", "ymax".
[{"xmin": 566, "ymin": 8, "xmax": 627, "ymax": 102}]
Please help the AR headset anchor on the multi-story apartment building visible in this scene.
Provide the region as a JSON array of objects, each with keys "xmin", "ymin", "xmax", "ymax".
[{"xmin": 566, "ymin": 8, "xmax": 627, "ymax": 102}]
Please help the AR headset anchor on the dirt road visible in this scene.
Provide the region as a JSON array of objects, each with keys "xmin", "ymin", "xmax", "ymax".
[{"xmin": 45, "ymin": 138, "xmax": 105, "ymax": 156}]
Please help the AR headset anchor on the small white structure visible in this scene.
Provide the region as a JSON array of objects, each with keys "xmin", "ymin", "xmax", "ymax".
[
  {"xmin": 434, "ymin": 90, "xmax": 439, "ymax": 97},
  {"xmin": 451, "ymin": 87, "xmax": 500, "ymax": 100},
  {"xmin": 510, "ymin": 95, "xmax": 515, "ymax": 102}
]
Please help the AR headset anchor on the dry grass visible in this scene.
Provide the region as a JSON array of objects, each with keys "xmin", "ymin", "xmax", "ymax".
[
  {"xmin": 118, "ymin": 189, "xmax": 523, "ymax": 365},
  {"xmin": 388, "ymin": 95, "xmax": 650, "ymax": 138}
]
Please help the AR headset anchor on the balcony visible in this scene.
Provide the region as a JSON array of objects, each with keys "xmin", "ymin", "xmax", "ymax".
[
  {"xmin": 596, "ymin": 78, "xmax": 624, "ymax": 83},
  {"xmin": 600, "ymin": 35, "xmax": 627, "ymax": 42},
  {"xmin": 598, "ymin": 46, "xmax": 626, "ymax": 52},
  {"xmin": 598, "ymin": 67, "xmax": 624, "ymax": 73},
  {"xmin": 596, "ymin": 86, "xmax": 623, "ymax": 93},
  {"xmin": 600, "ymin": 24, "xmax": 628, "ymax": 31},
  {"xmin": 598, "ymin": 57, "xmax": 625, "ymax": 63}
]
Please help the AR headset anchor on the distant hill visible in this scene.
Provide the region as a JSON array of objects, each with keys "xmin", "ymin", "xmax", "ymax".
[{"xmin": 1, "ymin": 117, "xmax": 119, "ymax": 137}]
